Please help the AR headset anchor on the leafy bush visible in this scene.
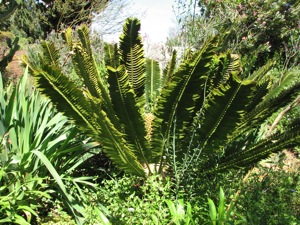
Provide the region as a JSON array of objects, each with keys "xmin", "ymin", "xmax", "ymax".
[
  {"xmin": 235, "ymin": 152, "xmax": 300, "ymax": 224},
  {"xmin": 172, "ymin": 0, "xmax": 300, "ymax": 70},
  {"xmin": 97, "ymin": 174, "xmax": 173, "ymax": 224}
]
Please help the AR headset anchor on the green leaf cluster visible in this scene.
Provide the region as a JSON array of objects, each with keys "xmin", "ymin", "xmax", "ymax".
[
  {"xmin": 0, "ymin": 70, "xmax": 106, "ymax": 223},
  {"xmin": 25, "ymin": 18, "xmax": 300, "ymax": 178}
]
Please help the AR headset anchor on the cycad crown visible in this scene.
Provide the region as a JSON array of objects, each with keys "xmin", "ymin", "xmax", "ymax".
[{"xmin": 25, "ymin": 18, "xmax": 300, "ymax": 177}]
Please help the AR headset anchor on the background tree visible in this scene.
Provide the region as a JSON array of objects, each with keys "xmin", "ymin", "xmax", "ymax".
[
  {"xmin": 0, "ymin": 0, "xmax": 111, "ymax": 41},
  {"xmin": 91, "ymin": 0, "xmax": 135, "ymax": 37},
  {"xmin": 170, "ymin": 0, "xmax": 300, "ymax": 71}
]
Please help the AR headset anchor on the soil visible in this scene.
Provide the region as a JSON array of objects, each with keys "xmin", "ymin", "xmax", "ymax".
[{"xmin": 3, "ymin": 50, "xmax": 26, "ymax": 81}]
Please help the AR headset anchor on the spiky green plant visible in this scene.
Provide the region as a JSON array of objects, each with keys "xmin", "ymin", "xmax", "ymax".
[
  {"xmin": 0, "ymin": 70, "xmax": 108, "ymax": 224},
  {"xmin": 24, "ymin": 18, "xmax": 300, "ymax": 177}
]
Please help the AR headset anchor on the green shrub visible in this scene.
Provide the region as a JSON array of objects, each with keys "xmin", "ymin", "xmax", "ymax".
[
  {"xmin": 97, "ymin": 174, "xmax": 174, "ymax": 224},
  {"xmin": 235, "ymin": 152, "xmax": 300, "ymax": 224}
]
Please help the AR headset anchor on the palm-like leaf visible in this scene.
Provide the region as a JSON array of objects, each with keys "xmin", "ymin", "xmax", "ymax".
[
  {"xmin": 107, "ymin": 65, "xmax": 150, "ymax": 165},
  {"xmin": 25, "ymin": 17, "xmax": 300, "ymax": 179},
  {"xmin": 145, "ymin": 58, "xmax": 161, "ymax": 111},
  {"xmin": 198, "ymin": 68, "xmax": 300, "ymax": 175},
  {"xmin": 63, "ymin": 26, "xmax": 121, "ymax": 130},
  {"xmin": 196, "ymin": 75, "xmax": 254, "ymax": 154},
  {"xmin": 238, "ymin": 70, "xmax": 300, "ymax": 135},
  {"xmin": 25, "ymin": 55, "xmax": 145, "ymax": 176},
  {"xmin": 152, "ymin": 37, "xmax": 218, "ymax": 159},
  {"xmin": 205, "ymin": 119, "xmax": 300, "ymax": 175},
  {"xmin": 162, "ymin": 50, "xmax": 177, "ymax": 85},
  {"xmin": 40, "ymin": 41, "xmax": 60, "ymax": 67},
  {"xmin": 119, "ymin": 18, "xmax": 145, "ymax": 99}
]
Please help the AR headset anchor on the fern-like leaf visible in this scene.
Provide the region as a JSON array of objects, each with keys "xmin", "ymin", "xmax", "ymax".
[
  {"xmin": 204, "ymin": 119, "xmax": 300, "ymax": 175},
  {"xmin": 29, "ymin": 64, "xmax": 145, "ymax": 176},
  {"xmin": 162, "ymin": 50, "xmax": 177, "ymax": 86},
  {"xmin": 119, "ymin": 18, "xmax": 145, "ymax": 99},
  {"xmin": 196, "ymin": 75, "xmax": 255, "ymax": 154},
  {"xmin": 145, "ymin": 58, "xmax": 161, "ymax": 111},
  {"xmin": 41, "ymin": 41, "xmax": 60, "ymax": 67},
  {"xmin": 152, "ymin": 37, "xmax": 218, "ymax": 158},
  {"xmin": 107, "ymin": 65, "xmax": 151, "ymax": 165}
]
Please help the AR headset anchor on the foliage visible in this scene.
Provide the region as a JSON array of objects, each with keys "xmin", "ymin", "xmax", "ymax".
[
  {"xmin": 172, "ymin": 0, "xmax": 300, "ymax": 70},
  {"xmin": 0, "ymin": 0, "xmax": 20, "ymax": 74},
  {"xmin": 0, "ymin": 0, "xmax": 21, "ymax": 23},
  {"xmin": 0, "ymin": 161, "xmax": 50, "ymax": 224},
  {"xmin": 235, "ymin": 152, "xmax": 300, "ymax": 224},
  {"xmin": 0, "ymin": 70, "xmax": 107, "ymax": 224},
  {"xmin": 165, "ymin": 198, "xmax": 194, "ymax": 225},
  {"xmin": 25, "ymin": 18, "xmax": 300, "ymax": 180},
  {"xmin": 97, "ymin": 174, "xmax": 173, "ymax": 224},
  {"xmin": 0, "ymin": 0, "xmax": 110, "ymax": 41},
  {"xmin": 206, "ymin": 187, "xmax": 245, "ymax": 225}
]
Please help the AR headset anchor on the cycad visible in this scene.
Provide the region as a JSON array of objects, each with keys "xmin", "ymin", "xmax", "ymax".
[{"xmin": 25, "ymin": 18, "xmax": 300, "ymax": 177}]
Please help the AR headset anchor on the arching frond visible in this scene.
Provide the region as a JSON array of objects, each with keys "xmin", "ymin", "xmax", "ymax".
[
  {"xmin": 62, "ymin": 27, "xmax": 73, "ymax": 50},
  {"xmin": 204, "ymin": 119, "xmax": 300, "ymax": 175},
  {"xmin": 239, "ymin": 70, "xmax": 300, "ymax": 134},
  {"xmin": 162, "ymin": 50, "xmax": 177, "ymax": 85},
  {"xmin": 152, "ymin": 37, "xmax": 218, "ymax": 157},
  {"xmin": 145, "ymin": 58, "xmax": 161, "ymax": 111},
  {"xmin": 68, "ymin": 29, "xmax": 121, "ymax": 130},
  {"xmin": 41, "ymin": 41, "xmax": 60, "ymax": 67},
  {"xmin": 28, "ymin": 63, "xmax": 145, "ymax": 176},
  {"xmin": 107, "ymin": 65, "xmax": 152, "ymax": 165},
  {"xmin": 195, "ymin": 75, "xmax": 255, "ymax": 154},
  {"xmin": 119, "ymin": 18, "xmax": 145, "ymax": 99},
  {"xmin": 104, "ymin": 43, "xmax": 119, "ymax": 68},
  {"xmin": 77, "ymin": 25, "xmax": 93, "ymax": 57}
]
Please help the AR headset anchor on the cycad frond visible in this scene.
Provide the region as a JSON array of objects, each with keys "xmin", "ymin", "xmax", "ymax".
[
  {"xmin": 77, "ymin": 25, "xmax": 93, "ymax": 56},
  {"xmin": 152, "ymin": 37, "xmax": 218, "ymax": 155},
  {"xmin": 204, "ymin": 119, "xmax": 300, "ymax": 175},
  {"xmin": 30, "ymin": 64, "xmax": 101, "ymax": 136},
  {"xmin": 119, "ymin": 18, "xmax": 145, "ymax": 99},
  {"xmin": 162, "ymin": 50, "xmax": 177, "ymax": 85},
  {"xmin": 72, "ymin": 44, "xmax": 102, "ymax": 98},
  {"xmin": 29, "ymin": 64, "xmax": 146, "ymax": 177},
  {"xmin": 196, "ymin": 75, "xmax": 254, "ymax": 154},
  {"xmin": 107, "ymin": 65, "xmax": 151, "ymax": 164},
  {"xmin": 94, "ymin": 109, "xmax": 146, "ymax": 177},
  {"xmin": 66, "ymin": 29, "xmax": 121, "ymax": 130},
  {"xmin": 62, "ymin": 27, "xmax": 73, "ymax": 50},
  {"xmin": 104, "ymin": 43, "xmax": 119, "ymax": 68},
  {"xmin": 41, "ymin": 41, "xmax": 60, "ymax": 67},
  {"xmin": 145, "ymin": 58, "xmax": 161, "ymax": 111},
  {"xmin": 240, "ymin": 70, "xmax": 300, "ymax": 133}
]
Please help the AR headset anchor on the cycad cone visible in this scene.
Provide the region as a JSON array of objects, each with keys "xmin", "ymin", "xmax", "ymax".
[{"xmin": 144, "ymin": 112, "xmax": 155, "ymax": 141}]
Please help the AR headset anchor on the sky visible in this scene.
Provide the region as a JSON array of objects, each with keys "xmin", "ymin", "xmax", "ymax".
[
  {"xmin": 132, "ymin": 0, "xmax": 175, "ymax": 43},
  {"xmin": 93, "ymin": 0, "xmax": 176, "ymax": 43}
]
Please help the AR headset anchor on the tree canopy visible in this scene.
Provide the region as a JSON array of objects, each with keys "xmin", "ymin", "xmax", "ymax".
[
  {"xmin": 170, "ymin": 0, "xmax": 300, "ymax": 71},
  {"xmin": 0, "ymin": 0, "xmax": 110, "ymax": 41}
]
